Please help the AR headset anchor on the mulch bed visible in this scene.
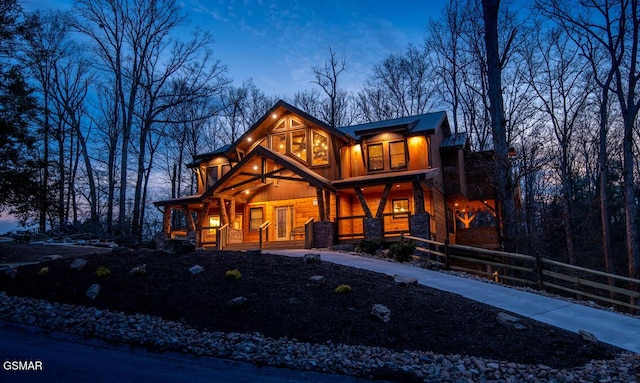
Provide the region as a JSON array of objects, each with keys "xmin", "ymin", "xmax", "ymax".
[{"xmin": 0, "ymin": 246, "xmax": 623, "ymax": 369}]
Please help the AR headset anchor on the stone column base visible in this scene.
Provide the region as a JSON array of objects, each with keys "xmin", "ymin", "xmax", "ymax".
[{"xmin": 313, "ymin": 221, "xmax": 335, "ymax": 248}]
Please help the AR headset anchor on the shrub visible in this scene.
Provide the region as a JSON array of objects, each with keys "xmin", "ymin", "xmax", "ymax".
[
  {"xmin": 225, "ymin": 269, "xmax": 242, "ymax": 280},
  {"xmin": 95, "ymin": 266, "xmax": 111, "ymax": 278},
  {"xmin": 334, "ymin": 284, "xmax": 352, "ymax": 294},
  {"xmin": 357, "ymin": 237, "xmax": 382, "ymax": 255},
  {"xmin": 37, "ymin": 267, "xmax": 49, "ymax": 276},
  {"xmin": 389, "ymin": 241, "xmax": 416, "ymax": 262}
]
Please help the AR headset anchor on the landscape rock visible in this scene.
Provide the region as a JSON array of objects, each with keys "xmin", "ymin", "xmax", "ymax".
[
  {"xmin": 70, "ymin": 258, "xmax": 87, "ymax": 270},
  {"xmin": 129, "ymin": 264, "xmax": 147, "ymax": 275},
  {"xmin": 226, "ymin": 296, "xmax": 247, "ymax": 308},
  {"xmin": 162, "ymin": 239, "xmax": 195, "ymax": 255},
  {"xmin": 579, "ymin": 329, "xmax": 598, "ymax": 343},
  {"xmin": 189, "ymin": 265, "xmax": 204, "ymax": 275},
  {"xmin": 86, "ymin": 284, "xmax": 101, "ymax": 299},
  {"xmin": 496, "ymin": 312, "xmax": 528, "ymax": 331},
  {"xmin": 5, "ymin": 267, "xmax": 17, "ymax": 278},
  {"xmin": 303, "ymin": 253, "xmax": 321, "ymax": 264},
  {"xmin": 309, "ymin": 275, "xmax": 326, "ymax": 287},
  {"xmin": 371, "ymin": 304, "xmax": 391, "ymax": 323},
  {"xmin": 393, "ymin": 275, "xmax": 418, "ymax": 286},
  {"xmin": 39, "ymin": 254, "xmax": 63, "ymax": 262}
]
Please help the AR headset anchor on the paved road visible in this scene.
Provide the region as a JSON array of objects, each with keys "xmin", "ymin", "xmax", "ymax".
[{"xmin": 0, "ymin": 322, "xmax": 375, "ymax": 383}]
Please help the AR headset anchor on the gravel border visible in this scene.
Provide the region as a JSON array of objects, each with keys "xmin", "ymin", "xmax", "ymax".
[{"xmin": 1, "ymin": 292, "xmax": 638, "ymax": 382}]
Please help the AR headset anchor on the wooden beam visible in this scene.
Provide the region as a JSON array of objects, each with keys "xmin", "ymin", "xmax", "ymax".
[
  {"xmin": 219, "ymin": 197, "xmax": 229, "ymax": 225},
  {"xmin": 197, "ymin": 203, "xmax": 209, "ymax": 229},
  {"xmin": 375, "ymin": 184, "xmax": 392, "ymax": 218},
  {"xmin": 183, "ymin": 205, "xmax": 196, "ymax": 231},
  {"xmin": 324, "ymin": 189, "xmax": 331, "ymax": 221},
  {"xmin": 163, "ymin": 207, "xmax": 171, "ymax": 233},
  {"xmin": 229, "ymin": 199, "xmax": 236, "ymax": 227},
  {"xmin": 354, "ymin": 188, "xmax": 373, "ymax": 218},
  {"xmin": 316, "ymin": 188, "xmax": 326, "ymax": 221},
  {"xmin": 412, "ymin": 180, "xmax": 425, "ymax": 214}
]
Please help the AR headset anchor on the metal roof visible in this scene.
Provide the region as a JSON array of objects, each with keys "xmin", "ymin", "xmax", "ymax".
[
  {"xmin": 337, "ymin": 111, "xmax": 448, "ymax": 139},
  {"xmin": 441, "ymin": 132, "xmax": 468, "ymax": 148}
]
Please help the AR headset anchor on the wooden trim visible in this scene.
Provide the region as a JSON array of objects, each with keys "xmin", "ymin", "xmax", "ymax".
[
  {"xmin": 316, "ymin": 188, "xmax": 326, "ymax": 221},
  {"xmin": 375, "ymin": 184, "xmax": 392, "ymax": 218},
  {"xmin": 354, "ymin": 188, "xmax": 373, "ymax": 218}
]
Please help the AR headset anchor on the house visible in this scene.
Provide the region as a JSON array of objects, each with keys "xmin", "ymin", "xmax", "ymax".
[{"xmin": 154, "ymin": 100, "xmax": 498, "ymax": 250}]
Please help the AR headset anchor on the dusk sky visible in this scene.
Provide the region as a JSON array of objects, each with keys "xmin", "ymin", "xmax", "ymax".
[
  {"xmin": 3, "ymin": 0, "xmax": 445, "ymax": 233},
  {"xmin": 19, "ymin": 0, "xmax": 446, "ymax": 98}
]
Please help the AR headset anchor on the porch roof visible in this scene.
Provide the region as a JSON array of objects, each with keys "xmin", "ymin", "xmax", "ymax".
[
  {"xmin": 202, "ymin": 145, "xmax": 335, "ymax": 199},
  {"xmin": 153, "ymin": 194, "xmax": 202, "ymax": 207},
  {"xmin": 332, "ymin": 168, "xmax": 439, "ymax": 189}
]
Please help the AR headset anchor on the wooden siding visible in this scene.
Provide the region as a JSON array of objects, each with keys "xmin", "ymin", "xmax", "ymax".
[{"xmin": 407, "ymin": 135, "xmax": 429, "ymax": 170}]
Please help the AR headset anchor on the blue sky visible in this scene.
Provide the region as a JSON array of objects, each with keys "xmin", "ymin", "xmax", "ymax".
[
  {"xmin": 20, "ymin": 0, "xmax": 445, "ymax": 98},
  {"xmin": 5, "ymin": 0, "xmax": 444, "ymax": 232}
]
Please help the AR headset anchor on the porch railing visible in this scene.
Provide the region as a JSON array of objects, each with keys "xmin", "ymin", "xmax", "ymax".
[
  {"xmin": 259, "ymin": 221, "xmax": 271, "ymax": 249},
  {"xmin": 216, "ymin": 224, "xmax": 229, "ymax": 250}
]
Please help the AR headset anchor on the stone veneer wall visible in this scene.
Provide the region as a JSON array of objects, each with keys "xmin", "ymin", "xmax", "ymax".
[
  {"xmin": 409, "ymin": 213, "xmax": 431, "ymax": 240},
  {"xmin": 313, "ymin": 221, "xmax": 335, "ymax": 248},
  {"xmin": 155, "ymin": 233, "xmax": 168, "ymax": 250},
  {"xmin": 364, "ymin": 218, "xmax": 382, "ymax": 240}
]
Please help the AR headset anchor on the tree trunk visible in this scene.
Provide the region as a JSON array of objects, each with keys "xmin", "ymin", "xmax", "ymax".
[{"xmin": 482, "ymin": 0, "xmax": 517, "ymax": 252}]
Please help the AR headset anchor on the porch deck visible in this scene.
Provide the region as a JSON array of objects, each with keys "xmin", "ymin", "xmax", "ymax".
[{"xmin": 211, "ymin": 240, "xmax": 306, "ymax": 251}]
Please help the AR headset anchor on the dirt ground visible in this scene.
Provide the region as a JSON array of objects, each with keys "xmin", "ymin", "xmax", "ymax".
[{"xmin": 0, "ymin": 243, "xmax": 623, "ymax": 370}]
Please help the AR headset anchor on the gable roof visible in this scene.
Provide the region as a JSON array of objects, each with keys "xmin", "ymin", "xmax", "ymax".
[
  {"xmin": 201, "ymin": 145, "xmax": 334, "ymax": 200},
  {"xmin": 338, "ymin": 111, "xmax": 449, "ymax": 140}
]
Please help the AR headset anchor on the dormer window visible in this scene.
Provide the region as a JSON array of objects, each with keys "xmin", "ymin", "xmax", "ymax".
[
  {"xmin": 312, "ymin": 131, "xmax": 329, "ymax": 166},
  {"xmin": 206, "ymin": 166, "xmax": 218, "ymax": 188},
  {"xmin": 367, "ymin": 143, "xmax": 384, "ymax": 171},
  {"xmin": 389, "ymin": 141, "xmax": 407, "ymax": 169},
  {"xmin": 268, "ymin": 116, "xmax": 330, "ymax": 167}
]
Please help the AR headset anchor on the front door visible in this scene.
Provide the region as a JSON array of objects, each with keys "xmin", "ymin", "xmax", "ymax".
[{"xmin": 275, "ymin": 206, "xmax": 289, "ymax": 240}]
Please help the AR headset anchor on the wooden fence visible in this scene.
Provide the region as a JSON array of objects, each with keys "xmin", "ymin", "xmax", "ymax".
[{"xmin": 403, "ymin": 234, "xmax": 640, "ymax": 313}]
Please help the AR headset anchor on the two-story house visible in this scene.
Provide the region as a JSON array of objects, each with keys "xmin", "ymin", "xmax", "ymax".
[{"xmin": 154, "ymin": 100, "xmax": 498, "ymax": 250}]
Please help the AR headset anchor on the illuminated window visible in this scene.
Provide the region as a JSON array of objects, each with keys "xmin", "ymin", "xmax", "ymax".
[
  {"xmin": 389, "ymin": 141, "xmax": 406, "ymax": 169},
  {"xmin": 367, "ymin": 143, "xmax": 384, "ymax": 171},
  {"xmin": 206, "ymin": 167, "xmax": 218, "ymax": 188},
  {"xmin": 249, "ymin": 207, "xmax": 263, "ymax": 231},
  {"xmin": 290, "ymin": 130, "xmax": 307, "ymax": 162},
  {"xmin": 312, "ymin": 130, "xmax": 329, "ymax": 166},
  {"xmin": 208, "ymin": 215, "xmax": 220, "ymax": 235},
  {"xmin": 271, "ymin": 133, "xmax": 286, "ymax": 154},
  {"xmin": 392, "ymin": 199, "xmax": 410, "ymax": 217}
]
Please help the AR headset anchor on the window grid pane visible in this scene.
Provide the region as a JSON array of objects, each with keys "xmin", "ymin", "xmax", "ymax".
[
  {"xmin": 312, "ymin": 130, "xmax": 329, "ymax": 166},
  {"xmin": 368, "ymin": 143, "xmax": 384, "ymax": 171},
  {"xmin": 389, "ymin": 141, "xmax": 406, "ymax": 169}
]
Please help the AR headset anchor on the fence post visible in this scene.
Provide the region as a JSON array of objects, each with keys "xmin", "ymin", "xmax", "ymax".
[
  {"xmin": 400, "ymin": 232, "xmax": 404, "ymax": 245},
  {"xmin": 444, "ymin": 238, "xmax": 450, "ymax": 270},
  {"xmin": 535, "ymin": 251, "xmax": 544, "ymax": 291}
]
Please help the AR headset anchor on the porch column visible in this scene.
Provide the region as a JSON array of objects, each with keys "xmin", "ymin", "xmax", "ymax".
[
  {"xmin": 412, "ymin": 180, "xmax": 426, "ymax": 214},
  {"xmin": 219, "ymin": 197, "xmax": 229, "ymax": 225},
  {"xmin": 196, "ymin": 202, "xmax": 209, "ymax": 247},
  {"xmin": 162, "ymin": 207, "xmax": 172, "ymax": 234},
  {"xmin": 316, "ymin": 188, "xmax": 326, "ymax": 221},
  {"xmin": 410, "ymin": 180, "xmax": 430, "ymax": 239},
  {"xmin": 229, "ymin": 199, "xmax": 236, "ymax": 227},
  {"xmin": 324, "ymin": 189, "xmax": 331, "ymax": 221}
]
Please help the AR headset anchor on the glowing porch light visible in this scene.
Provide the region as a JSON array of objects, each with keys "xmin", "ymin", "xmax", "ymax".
[
  {"xmin": 247, "ymin": 137, "xmax": 252, "ymax": 142},
  {"xmin": 245, "ymin": 190, "xmax": 250, "ymax": 194},
  {"xmin": 272, "ymin": 113, "xmax": 277, "ymax": 119},
  {"xmin": 253, "ymin": 165, "xmax": 258, "ymax": 170}
]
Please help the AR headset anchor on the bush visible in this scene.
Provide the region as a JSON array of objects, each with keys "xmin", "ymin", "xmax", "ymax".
[
  {"xmin": 357, "ymin": 237, "xmax": 382, "ymax": 255},
  {"xmin": 334, "ymin": 284, "xmax": 352, "ymax": 294},
  {"xmin": 225, "ymin": 269, "xmax": 242, "ymax": 280},
  {"xmin": 389, "ymin": 241, "xmax": 416, "ymax": 262},
  {"xmin": 95, "ymin": 266, "xmax": 111, "ymax": 278},
  {"xmin": 37, "ymin": 267, "xmax": 49, "ymax": 276}
]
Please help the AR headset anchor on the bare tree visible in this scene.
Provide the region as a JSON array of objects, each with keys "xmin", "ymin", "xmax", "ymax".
[
  {"xmin": 538, "ymin": 0, "xmax": 640, "ymax": 281},
  {"xmin": 482, "ymin": 0, "xmax": 518, "ymax": 252},
  {"xmin": 357, "ymin": 44, "xmax": 436, "ymax": 120},
  {"xmin": 522, "ymin": 26, "xmax": 592, "ymax": 265},
  {"xmin": 312, "ymin": 46, "xmax": 347, "ymax": 128}
]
